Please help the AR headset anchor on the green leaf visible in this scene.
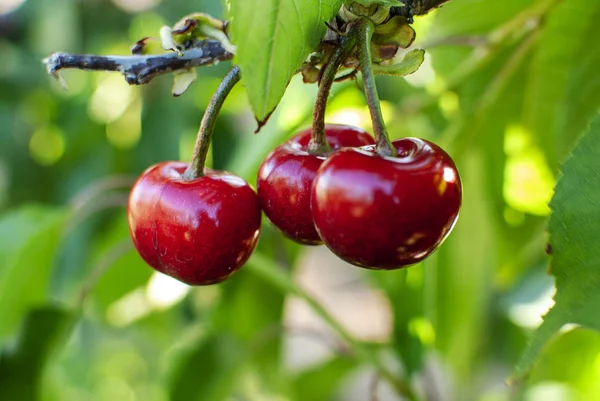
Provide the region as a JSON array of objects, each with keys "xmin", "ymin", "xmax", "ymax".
[
  {"xmin": 291, "ymin": 356, "xmax": 358, "ymax": 401},
  {"xmin": 171, "ymin": 69, "xmax": 197, "ymax": 97},
  {"xmin": 372, "ymin": 15, "xmax": 414, "ymax": 47},
  {"xmin": 228, "ymin": 0, "xmax": 343, "ymax": 124},
  {"xmin": 529, "ymin": 328, "xmax": 600, "ymax": 396},
  {"xmin": 555, "ymin": 9, "xmax": 600, "ymax": 164},
  {"xmin": 0, "ymin": 306, "xmax": 75, "ymax": 401},
  {"xmin": 373, "ymin": 49, "xmax": 424, "ymax": 76},
  {"xmin": 370, "ymin": 16, "xmax": 415, "ymax": 62},
  {"xmin": 525, "ymin": 0, "xmax": 600, "ymax": 169},
  {"xmin": 513, "ymin": 113, "xmax": 600, "ymax": 380},
  {"xmin": 168, "ymin": 333, "xmax": 244, "ymax": 401},
  {"xmin": 0, "ymin": 206, "xmax": 66, "ymax": 343},
  {"xmin": 90, "ymin": 216, "xmax": 152, "ymax": 316}
]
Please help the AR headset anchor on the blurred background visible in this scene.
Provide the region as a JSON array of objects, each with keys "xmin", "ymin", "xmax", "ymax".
[{"xmin": 1, "ymin": 0, "xmax": 599, "ymax": 400}]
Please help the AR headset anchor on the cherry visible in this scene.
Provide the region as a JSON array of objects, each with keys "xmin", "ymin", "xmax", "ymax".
[
  {"xmin": 311, "ymin": 138, "xmax": 461, "ymax": 269},
  {"xmin": 257, "ymin": 124, "xmax": 375, "ymax": 244},
  {"xmin": 127, "ymin": 161, "xmax": 261, "ymax": 285}
]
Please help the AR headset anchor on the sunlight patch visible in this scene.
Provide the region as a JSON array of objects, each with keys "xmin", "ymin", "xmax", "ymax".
[{"xmin": 503, "ymin": 125, "xmax": 554, "ymax": 216}]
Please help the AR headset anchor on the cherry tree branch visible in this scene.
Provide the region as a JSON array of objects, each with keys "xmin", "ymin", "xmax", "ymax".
[
  {"xmin": 392, "ymin": 0, "xmax": 452, "ymax": 21},
  {"xmin": 43, "ymin": 39, "xmax": 233, "ymax": 86},
  {"xmin": 42, "ymin": 0, "xmax": 453, "ymax": 86}
]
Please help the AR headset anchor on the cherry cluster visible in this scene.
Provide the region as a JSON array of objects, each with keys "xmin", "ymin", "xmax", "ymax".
[
  {"xmin": 259, "ymin": 124, "xmax": 462, "ymax": 268},
  {"xmin": 127, "ymin": 121, "xmax": 461, "ymax": 286},
  {"xmin": 126, "ymin": 11, "xmax": 462, "ymax": 286}
]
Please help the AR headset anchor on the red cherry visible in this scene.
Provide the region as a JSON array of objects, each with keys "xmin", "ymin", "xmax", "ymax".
[
  {"xmin": 257, "ymin": 124, "xmax": 375, "ymax": 244},
  {"xmin": 127, "ymin": 161, "xmax": 261, "ymax": 285},
  {"xmin": 311, "ymin": 138, "xmax": 462, "ymax": 269}
]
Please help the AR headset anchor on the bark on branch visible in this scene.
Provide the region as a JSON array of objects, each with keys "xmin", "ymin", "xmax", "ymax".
[
  {"xmin": 392, "ymin": 0, "xmax": 451, "ymax": 21},
  {"xmin": 43, "ymin": 39, "xmax": 233, "ymax": 86}
]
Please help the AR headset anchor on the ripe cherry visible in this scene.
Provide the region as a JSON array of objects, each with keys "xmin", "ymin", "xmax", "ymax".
[
  {"xmin": 311, "ymin": 138, "xmax": 461, "ymax": 269},
  {"xmin": 257, "ymin": 124, "xmax": 375, "ymax": 244},
  {"xmin": 127, "ymin": 161, "xmax": 261, "ymax": 285}
]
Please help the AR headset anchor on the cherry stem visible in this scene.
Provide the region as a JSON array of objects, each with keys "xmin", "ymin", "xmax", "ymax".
[
  {"xmin": 183, "ymin": 65, "xmax": 241, "ymax": 180},
  {"xmin": 355, "ymin": 18, "xmax": 397, "ymax": 157},
  {"xmin": 309, "ymin": 30, "xmax": 358, "ymax": 155}
]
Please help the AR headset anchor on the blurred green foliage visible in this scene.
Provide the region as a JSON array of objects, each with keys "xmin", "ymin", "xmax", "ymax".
[{"xmin": 1, "ymin": 0, "xmax": 600, "ymax": 400}]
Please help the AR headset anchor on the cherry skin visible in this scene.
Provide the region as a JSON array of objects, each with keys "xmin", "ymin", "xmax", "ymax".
[
  {"xmin": 257, "ymin": 124, "xmax": 374, "ymax": 244},
  {"xmin": 311, "ymin": 138, "xmax": 462, "ymax": 269},
  {"xmin": 127, "ymin": 161, "xmax": 261, "ymax": 285}
]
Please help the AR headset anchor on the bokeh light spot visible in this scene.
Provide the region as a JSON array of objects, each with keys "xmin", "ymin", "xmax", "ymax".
[
  {"xmin": 29, "ymin": 126, "xmax": 65, "ymax": 166},
  {"xmin": 0, "ymin": 0, "xmax": 27, "ymax": 15},
  {"xmin": 106, "ymin": 98, "xmax": 142, "ymax": 150},
  {"xmin": 503, "ymin": 125, "xmax": 554, "ymax": 216},
  {"xmin": 524, "ymin": 382, "xmax": 576, "ymax": 401},
  {"xmin": 18, "ymin": 90, "xmax": 55, "ymax": 126},
  {"xmin": 409, "ymin": 317, "xmax": 436, "ymax": 346},
  {"xmin": 145, "ymin": 271, "xmax": 190, "ymax": 309},
  {"xmin": 111, "ymin": 0, "xmax": 160, "ymax": 14},
  {"xmin": 106, "ymin": 289, "xmax": 151, "ymax": 327},
  {"xmin": 89, "ymin": 75, "xmax": 133, "ymax": 124},
  {"xmin": 438, "ymin": 91, "xmax": 459, "ymax": 119},
  {"xmin": 129, "ymin": 11, "xmax": 166, "ymax": 42},
  {"xmin": 327, "ymin": 108, "xmax": 366, "ymax": 128},
  {"xmin": 92, "ymin": 376, "xmax": 136, "ymax": 401}
]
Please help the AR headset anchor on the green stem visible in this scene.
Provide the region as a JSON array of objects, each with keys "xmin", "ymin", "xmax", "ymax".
[
  {"xmin": 183, "ymin": 66, "xmax": 241, "ymax": 180},
  {"xmin": 355, "ymin": 18, "xmax": 396, "ymax": 157},
  {"xmin": 309, "ymin": 32, "xmax": 358, "ymax": 155},
  {"xmin": 247, "ymin": 252, "xmax": 420, "ymax": 401}
]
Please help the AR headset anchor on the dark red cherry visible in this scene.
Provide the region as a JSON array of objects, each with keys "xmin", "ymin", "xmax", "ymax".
[
  {"xmin": 257, "ymin": 124, "xmax": 375, "ymax": 244},
  {"xmin": 127, "ymin": 161, "xmax": 261, "ymax": 285},
  {"xmin": 311, "ymin": 138, "xmax": 462, "ymax": 269}
]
